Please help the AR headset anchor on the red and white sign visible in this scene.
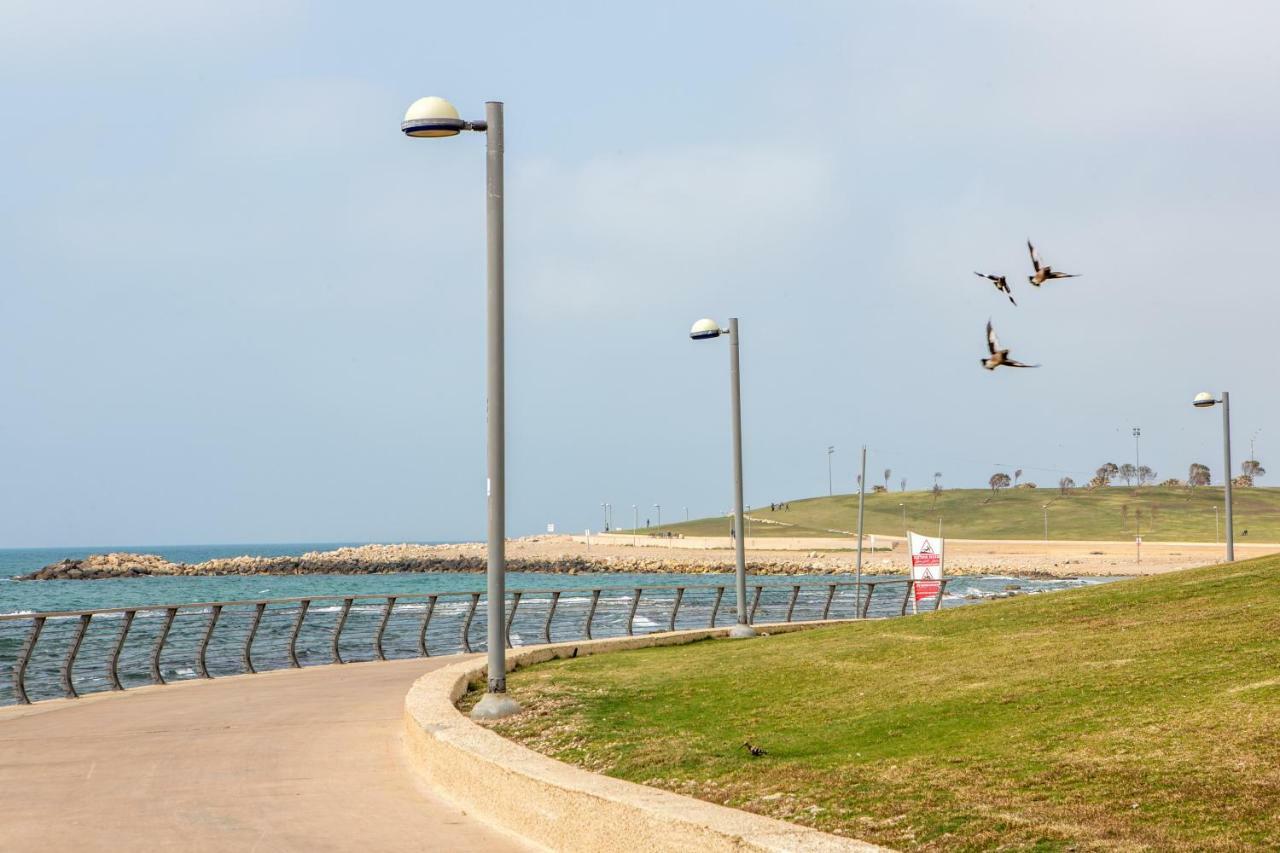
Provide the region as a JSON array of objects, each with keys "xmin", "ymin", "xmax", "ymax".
[{"xmin": 908, "ymin": 532, "xmax": 944, "ymax": 602}]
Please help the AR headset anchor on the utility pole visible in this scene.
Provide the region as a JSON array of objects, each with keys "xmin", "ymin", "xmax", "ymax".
[
  {"xmin": 827, "ymin": 446, "xmax": 835, "ymax": 496},
  {"xmin": 1133, "ymin": 427, "xmax": 1142, "ymax": 484}
]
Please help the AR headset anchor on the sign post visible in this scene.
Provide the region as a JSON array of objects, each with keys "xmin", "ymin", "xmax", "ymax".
[{"xmin": 908, "ymin": 531, "xmax": 944, "ymax": 614}]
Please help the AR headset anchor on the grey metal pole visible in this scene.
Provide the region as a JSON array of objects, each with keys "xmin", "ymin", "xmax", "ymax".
[
  {"xmin": 633, "ymin": 505, "xmax": 638, "ymax": 546},
  {"xmin": 484, "ymin": 101, "xmax": 507, "ymax": 695},
  {"xmin": 728, "ymin": 318, "xmax": 754, "ymax": 637},
  {"xmin": 655, "ymin": 504, "xmax": 661, "ymax": 528},
  {"xmin": 1223, "ymin": 391, "xmax": 1234, "ymax": 562},
  {"xmin": 469, "ymin": 101, "xmax": 518, "ymax": 720},
  {"xmin": 855, "ymin": 445, "xmax": 866, "ymax": 617}
]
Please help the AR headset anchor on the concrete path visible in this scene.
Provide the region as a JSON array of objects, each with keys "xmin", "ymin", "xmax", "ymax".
[{"xmin": 0, "ymin": 657, "xmax": 534, "ymax": 852}]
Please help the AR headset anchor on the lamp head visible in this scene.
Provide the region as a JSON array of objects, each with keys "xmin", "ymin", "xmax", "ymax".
[
  {"xmin": 401, "ymin": 96, "xmax": 466, "ymax": 138},
  {"xmin": 1192, "ymin": 391, "xmax": 1217, "ymax": 408},
  {"xmin": 690, "ymin": 318, "xmax": 722, "ymax": 340}
]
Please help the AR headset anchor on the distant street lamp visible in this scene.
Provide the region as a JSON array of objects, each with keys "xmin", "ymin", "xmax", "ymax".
[
  {"xmin": 1133, "ymin": 427, "xmax": 1142, "ymax": 483},
  {"xmin": 899, "ymin": 502, "xmax": 907, "ymax": 536},
  {"xmin": 401, "ymin": 95, "xmax": 517, "ymax": 720},
  {"xmin": 601, "ymin": 502, "xmax": 609, "ymax": 532},
  {"xmin": 654, "ymin": 503, "xmax": 662, "ymax": 528},
  {"xmin": 1193, "ymin": 392, "xmax": 1234, "ymax": 561},
  {"xmin": 632, "ymin": 504, "xmax": 638, "ymax": 547},
  {"xmin": 683, "ymin": 506, "xmax": 689, "ymax": 522},
  {"xmin": 690, "ymin": 317, "xmax": 755, "ymax": 639},
  {"xmin": 1042, "ymin": 504, "xmax": 1049, "ymax": 546},
  {"xmin": 827, "ymin": 446, "xmax": 835, "ymax": 496}
]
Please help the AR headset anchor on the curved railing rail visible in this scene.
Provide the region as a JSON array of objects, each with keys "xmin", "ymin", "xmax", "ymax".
[{"xmin": 0, "ymin": 577, "xmax": 946, "ymax": 706}]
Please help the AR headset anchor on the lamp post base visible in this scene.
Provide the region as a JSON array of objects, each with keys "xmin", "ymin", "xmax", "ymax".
[
  {"xmin": 470, "ymin": 691, "xmax": 522, "ymax": 720},
  {"xmin": 727, "ymin": 624, "xmax": 758, "ymax": 640}
]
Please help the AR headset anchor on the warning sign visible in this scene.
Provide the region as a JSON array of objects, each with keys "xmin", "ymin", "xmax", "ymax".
[{"xmin": 908, "ymin": 532, "xmax": 944, "ymax": 603}]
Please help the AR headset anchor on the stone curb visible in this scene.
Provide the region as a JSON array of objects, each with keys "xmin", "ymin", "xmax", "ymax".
[{"xmin": 402, "ymin": 621, "xmax": 891, "ymax": 852}]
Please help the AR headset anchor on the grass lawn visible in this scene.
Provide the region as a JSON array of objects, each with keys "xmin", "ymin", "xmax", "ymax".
[
  {"xmin": 488, "ymin": 556, "xmax": 1280, "ymax": 851},
  {"xmin": 632, "ymin": 486, "xmax": 1280, "ymax": 543}
]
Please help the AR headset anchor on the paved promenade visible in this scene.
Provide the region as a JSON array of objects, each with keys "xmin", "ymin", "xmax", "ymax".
[{"xmin": 0, "ymin": 657, "xmax": 532, "ymax": 852}]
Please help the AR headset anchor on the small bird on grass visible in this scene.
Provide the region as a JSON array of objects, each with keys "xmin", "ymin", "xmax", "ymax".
[
  {"xmin": 742, "ymin": 741, "xmax": 767, "ymax": 757},
  {"xmin": 1027, "ymin": 240, "xmax": 1080, "ymax": 286},
  {"xmin": 974, "ymin": 271, "xmax": 1016, "ymax": 305},
  {"xmin": 982, "ymin": 320, "xmax": 1040, "ymax": 370}
]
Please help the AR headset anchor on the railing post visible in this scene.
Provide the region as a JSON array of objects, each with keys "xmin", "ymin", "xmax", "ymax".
[
  {"xmin": 900, "ymin": 580, "xmax": 913, "ymax": 616},
  {"xmin": 584, "ymin": 589, "xmax": 602, "ymax": 640},
  {"xmin": 13, "ymin": 616, "xmax": 46, "ymax": 705},
  {"xmin": 668, "ymin": 587, "xmax": 685, "ymax": 632},
  {"xmin": 150, "ymin": 608, "xmax": 177, "ymax": 685},
  {"xmin": 861, "ymin": 583, "xmax": 875, "ymax": 619},
  {"xmin": 461, "ymin": 593, "xmax": 480, "ymax": 653},
  {"xmin": 749, "ymin": 585, "xmax": 763, "ymax": 624},
  {"xmin": 626, "ymin": 588, "xmax": 642, "ymax": 636},
  {"xmin": 417, "ymin": 596, "xmax": 437, "ymax": 657},
  {"xmin": 504, "ymin": 592, "xmax": 522, "ymax": 649},
  {"xmin": 374, "ymin": 596, "xmax": 397, "ymax": 661},
  {"xmin": 785, "ymin": 585, "xmax": 801, "ymax": 623},
  {"xmin": 332, "ymin": 598, "xmax": 354, "ymax": 664},
  {"xmin": 107, "ymin": 610, "xmax": 136, "ymax": 691},
  {"xmin": 242, "ymin": 602, "xmax": 266, "ymax": 674},
  {"xmin": 287, "ymin": 600, "xmax": 310, "ymax": 668},
  {"xmin": 543, "ymin": 591, "xmax": 560, "ymax": 644},
  {"xmin": 709, "ymin": 586, "xmax": 724, "ymax": 628},
  {"xmin": 821, "ymin": 584, "xmax": 837, "ymax": 620},
  {"xmin": 197, "ymin": 605, "xmax": 222, "ymax": 678},
  {"xmin": 61, "ymin": 613, "xmax": 92, "ymax": 698}
]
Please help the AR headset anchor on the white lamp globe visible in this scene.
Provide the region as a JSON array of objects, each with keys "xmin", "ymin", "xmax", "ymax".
[
  {"xmin": 402, "ymin": 96, "xmax": 464, "ymax": 138},
  {"xmin": 1192, "ymin": 392, "xmax": 1216, "ymax": 408},
  {"xmin": 690, "ymin": 318, "xmax": 721, "ymax": 340}
]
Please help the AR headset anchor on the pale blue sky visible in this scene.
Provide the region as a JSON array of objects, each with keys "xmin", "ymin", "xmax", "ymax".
[{"xmin": 2, "ymin": 1, "xmax": 1277, "ymax": 546}]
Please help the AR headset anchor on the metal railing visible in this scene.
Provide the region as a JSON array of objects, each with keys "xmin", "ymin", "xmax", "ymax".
[{"xmin": 0, "ymin": 577, "xmax": 947, "ymax": 706}]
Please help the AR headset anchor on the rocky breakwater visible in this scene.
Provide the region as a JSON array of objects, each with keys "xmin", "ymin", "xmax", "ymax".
[{"xmin": 17, "ymin": 541, "xmax": 840, "ymax": 581}]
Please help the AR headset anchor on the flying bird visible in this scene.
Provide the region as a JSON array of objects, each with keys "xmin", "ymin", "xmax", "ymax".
[
  {"xmin": 975, "ymin": 271, "xmax": 1016, "ymax": 305},
  {"xmin": 742, "ymin": 741, "xmax": 768, "ymax": 757},
  {"xmin": 1027, "ymin": 240, "xmax": 1080, "ymax": 286},
  {"xmin": 982, "ymin": 320, "xmax": 1039, "ymax": 370}
]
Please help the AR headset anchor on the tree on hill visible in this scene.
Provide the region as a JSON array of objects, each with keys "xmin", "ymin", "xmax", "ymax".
[
  {"xmin": 934, "ymin": 471, "xmax": 942, "ymax": 486},
  {"xmin": 931, "ymin": 482, "xmax": 942, "ymax": 509},
  {"xmin": 872, "ymin": 484, "xmax": 888, "ymax": 494},
  {"xmin": 1014, "ymin": 468, "xmax": 1023, "ymax": 486},
  {"xmin": 989, "ymin": 472, "xmax": 1012, "ymax": 495},
  {"xmin": 1138, "ymin": 465, "xmax": 1156, "ymax": 485},
  {"xmin": 1118, "ymin": 463, "xmax": 1137, "ymax": 486},
  {"xmin": 1188, "ymin": 463, "xmax": 1211, "ymax": 487},
  {"xmin": 900, "ymin": 477, "xmax": 907, "ymax": 492},
  {"xmin": 883, "ymin": 468, "xmax": 892, "ymax": 491},
  {"xmin": 1092, "ymin": 463, "xmax": 1120, "ymax": 488},
  {"xmin": 1233, "ymin": 474, "xmax": 1254, "ymax": 488},
  {"xmin": 1059, "ymin": 476, "xmax": 1076, "ymax": 495},
  {"xmin": 1159, "ymin": 478, "xmax": 1183, "ymax": 487},
  {"xmin": 1242, "ymin": 459, "xmax": 1266, "ymax": 482}
]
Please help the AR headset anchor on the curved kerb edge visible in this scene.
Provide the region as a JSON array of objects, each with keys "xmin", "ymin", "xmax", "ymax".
[{"xmin": 402, "ymin": 620, "xmax": 892, "ymax": 853}]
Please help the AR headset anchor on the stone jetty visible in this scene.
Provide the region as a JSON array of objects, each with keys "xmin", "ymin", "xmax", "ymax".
[{"xmin": 16, "ymin": 540, "xmax": 852, "ymax": 581}]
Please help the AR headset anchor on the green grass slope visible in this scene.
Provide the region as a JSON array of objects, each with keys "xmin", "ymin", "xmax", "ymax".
[
  {"xmin": 492, "ymin": 556, "xmax": 1280, "ymax": 850},
  {"xmin": 636, "ymin": 485, "xmax": 1280, "ymax": 542}
]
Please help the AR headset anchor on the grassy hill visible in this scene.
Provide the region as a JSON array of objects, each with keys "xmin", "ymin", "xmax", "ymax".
[
  {"xmin": 634, "ymin": 485, "xmax": 1280, "ymax": 542},
  {"xmin": 491, "ymin": 555, "xmax": 1280, "ymax": 850}
]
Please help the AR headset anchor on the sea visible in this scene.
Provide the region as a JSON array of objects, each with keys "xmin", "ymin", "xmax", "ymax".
[
  {"xmin": 0, "ymin": 541, "xmax": 1118, "ymax": 615},
  {"xmin": 0, "ymin": 542, "xmax": 1125, "ymax": 706}
]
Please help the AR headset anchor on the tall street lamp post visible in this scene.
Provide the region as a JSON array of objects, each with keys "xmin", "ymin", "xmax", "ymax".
[
  {"xmin": 402, "ymin": 96, "xmax": 518, "ymax": 719},
  {"xmin": 1193, "ymin": 391, "xmax": 1234, "ymax": 561},
  {"xmin": 654, "ymin": 504, "xmax": 661, "ymax": 529},
  {"xmin": 690, "ymin": 318, "xmax": 756, "ymax": 639}
]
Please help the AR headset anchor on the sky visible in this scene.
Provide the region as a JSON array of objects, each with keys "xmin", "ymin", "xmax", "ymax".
[{"xmin": 2, "ymin": 1, "xmax": 1277, "ymax": 547}]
